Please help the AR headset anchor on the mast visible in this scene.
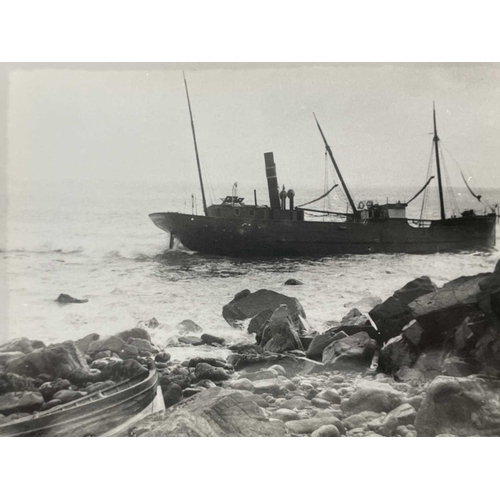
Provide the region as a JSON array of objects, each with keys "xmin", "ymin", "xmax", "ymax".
[
  {"xmin": 433, "ymin": 103, "xmax": 446, "ymax": 220},
  {"xmin": 313, "ymin": 113, "xmax": 358, "ymax": 218},
  {"xmin": 183, "ymin": 72, "xmax": 208, "ymax": 216}
]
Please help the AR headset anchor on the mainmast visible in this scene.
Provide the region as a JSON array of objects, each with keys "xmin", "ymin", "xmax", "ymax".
[
  {"xmin": 433, "ymin": 103, "xmax": 446, "ymax": 220},
  {"xmin": 313, "ymin": 113, "xmax": 359, "ymax": 218},
  {"xmin": 183, "ymin": 72, "xmax": 208, "ymax": 216}
]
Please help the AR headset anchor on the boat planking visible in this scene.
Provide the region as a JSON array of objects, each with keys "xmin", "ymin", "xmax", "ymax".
[
  {"xmin": 149, "ymin": 77, "xmax": 498, "ymax": 257},
  {"xmin": 0, "ymin": 361, "xmax": 163, "ymax": 437}
]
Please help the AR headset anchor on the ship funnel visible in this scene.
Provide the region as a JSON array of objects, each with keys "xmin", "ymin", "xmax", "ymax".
[
  {"xmin": 264, "ymin": 152, "xmax": 281, "ymax": 210},
  {"xmin": 287, "ymin": 189, "xmax": 295, "ymax": 210}
]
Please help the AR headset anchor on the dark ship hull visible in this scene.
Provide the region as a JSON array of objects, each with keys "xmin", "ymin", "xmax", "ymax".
[{"xmin": 150, "ymin": 212, "xmax": 497, "ymax": 257}]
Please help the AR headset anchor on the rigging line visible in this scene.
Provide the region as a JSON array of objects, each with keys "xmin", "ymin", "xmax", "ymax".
[
  {"xmin": 297, "ymin": 184, "xmax": 339, "ymax": 208},
  {"xmin": 439, "ymin": 142, "xmax": 460, "ymax": 215},
  {"xmin": 441, "ymin": 140, "xmax": 491, "ymax": 209},
  {"xmin": 419, "ymin": 141, "xmax": 434, "ymax": 223}
]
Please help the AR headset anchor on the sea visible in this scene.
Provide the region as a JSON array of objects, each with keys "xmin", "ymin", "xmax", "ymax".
[{"xmin": 1, "ymin": 177, "xmax": 499, "ymax": 359}]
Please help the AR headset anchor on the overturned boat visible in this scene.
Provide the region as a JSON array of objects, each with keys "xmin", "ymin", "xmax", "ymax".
[
  {"xmin": 150, "ymin": 77, "xmax": 497, "ymax": 257},
  {"xmin": 0, "ymin": 361, "xmax": 164, "ymax": 437}
]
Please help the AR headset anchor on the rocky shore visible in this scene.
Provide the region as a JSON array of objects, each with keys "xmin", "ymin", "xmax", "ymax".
[{"xmin": 1, "ymin": 258, "xmax": 500, "ymax": 437}]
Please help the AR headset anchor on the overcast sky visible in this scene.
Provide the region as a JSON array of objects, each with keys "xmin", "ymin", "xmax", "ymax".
[{"xmin": 4, "ymin": 63, "xmax": 500, "ymax": 195}]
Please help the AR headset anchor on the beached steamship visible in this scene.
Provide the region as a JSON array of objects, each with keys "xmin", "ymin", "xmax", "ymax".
[{"xmin": 149, "ymin": 76, "xmax": 497, "ymax": 257}]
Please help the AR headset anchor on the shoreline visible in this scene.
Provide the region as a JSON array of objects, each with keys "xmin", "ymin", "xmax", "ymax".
[{"xmin": 1, "ymin": 257, "xmax": 500, "ymax": 437}]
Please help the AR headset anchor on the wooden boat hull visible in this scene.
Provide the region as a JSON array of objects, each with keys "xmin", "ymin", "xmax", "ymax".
[
  {"xmin": 0, "ymin": 364, "xmax": 164, "ymax": 437},
  {"xmin": 149, "ymin": 212, "xmax": 497, "ymax": 257}
]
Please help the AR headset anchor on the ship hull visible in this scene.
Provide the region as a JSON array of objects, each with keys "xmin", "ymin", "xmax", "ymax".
[{"xmin": 149, "ymin": 212, "xmax": 497, "ymax": 257}]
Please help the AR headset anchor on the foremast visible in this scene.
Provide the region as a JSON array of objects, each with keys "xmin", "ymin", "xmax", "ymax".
[
  {"xmin": 433, "ymin": 103, "xmax": 446, "ymax": 220},
  {"xmin": 183, "ymin": 72, "xmax": 208, "ymax": 216}
]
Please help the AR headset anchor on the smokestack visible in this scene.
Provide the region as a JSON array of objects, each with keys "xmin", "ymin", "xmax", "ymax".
[{"xmin": 264, "ymin": 152, "xmax": 281, "ymax": 210}]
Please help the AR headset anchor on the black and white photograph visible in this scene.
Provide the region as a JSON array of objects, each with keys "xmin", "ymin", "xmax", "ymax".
[{"xmin": 1, "ymin": 61, "xmax": 499, "ymax": 440}]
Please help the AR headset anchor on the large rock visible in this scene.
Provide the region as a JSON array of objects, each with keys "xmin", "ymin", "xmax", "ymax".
[
  {"xmin": 99, "ymin": 359, "xmax": 148, "ymax": 383},
  {"xmin": 128, "ymin": 338, "xmax": 159, "ymax": 354},
  {"xmin": 0, "ymin": 337, "xmax": 44, "ymax": 355},
  {"xmin": 194, "ymin": 362, "xmax": 231, "ymax": 382},
  {"xmin": 0, "ymin": 352, "xmax": 25, "ymax": 365},
  {"xmin": 341, "ymin": 380, "xmax": 405, "ymax": 416},
  {"xmin": 415, "ymin": 376, "xmax": 500, "ymax": 436},
  {"xmin": 393, "ymin": 276, "xmax": 438, "ymax": 304},
  {"xmin": 247, "ymin": 309, "xmax": 274, "ymax": 335},
  {"xmin": 285, "ymin": 416, "xmax": 344, "ymax": 435},
  {"xmin": 379, "ymin": 335, "xmax": 419, "ymax": 376},
  {"xmin": 0, "ymin": 391, "xmax": 44, "ymax": 415},
  {"xmin": 261, "ymin": 305, "xmax": 304, "ymax": 353},
  {"xmin": 116, "ymin": 328, "xmax": 152, "ymax": 343},
  {"xmin": 408, "ymin": 273, "xmax": 488, "ymax": 335},
  {"xmin": 56, "ymin": 293, "xmax": 88, "ymax": 304},
  {"xmin": 76, "ymin": 333, "xmax": 100, "ymax": 354},
  {"xmin": 140, "ymin": 387, "xmax": 287, "ymax": 437},
  {"xmin": 223, "ymin": 289, "xmax": 306, "ymax": 328},
  {"xmin": 369, "ymin": 276, "xmax": 437, "ymax": 344},
  {"xmin": 306, "ymin": 331, "xmax": 348, "ymax": 361},
  {"xmin": 340, "ymin": 308, "xmax": 370, "ymax": 327},
  {"xmin": 176, "ymin": 320, "xmax": 202, "ymax": 334},
  {"xmin": 5, "ymin": 341, "xmax": 89, "ymax": 380},
  {"xmin": 322, "ymin": 332, "xmax": 377, "ymax": 371},
  {"xmin": 87, "ymin": 336, "xmax": 126, "ymax": 356}
]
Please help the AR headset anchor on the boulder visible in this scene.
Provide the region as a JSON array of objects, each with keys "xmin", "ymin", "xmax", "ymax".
[
  {"xmin": 87, "ymin": 336, "xmax": 126, "ymax": 356},
  {"xmin": 116, "ymin": 328, "xmax": 152, "ymax": 343},
  {"xmin": 5, "ymin": 341, "xmax": 89, "ymax": 380},
  {"xmin": 306, "ymin": 331, "xmax": 348, "ymax": 361},
  {"xmin": 316, "ymin": 388, "xmax": 341, "ymax": 404},
  {"xmin": 273, "ymin": 409, "xmax": 300, "ymax": 422},
  {"xmin": 52, "ymin": 389, "xmax": 86, "ymax": 404},
  {"xmin": 311, "ymin": 424, "xmax": 341, "ymax": 437},
  {"xmin": 369, "ymin": 297, "xmax": 413, "ymax": 345},
  {"xmin": 0, "ymin": 391, "xmax": 44, "ymax": 415},
  {"xmin": 0, "ymin": 373, "xmax": 37, "ymax": 395},
  {"xmin": 194, "ymin": 362, "xmax": 232, "ymax": 382},
  {"xmin": 343, "ymin": 411, "xmax": 381, "ymax": 430},
  {"xmin": 201, "ymin": 334, "xmax": 226, "ymax": 346},
  {"xmin": 393, "ymin": 276, "xmax": 438, "ymax": 304},
  {"xmin": 0, "ymin": 337, "xmax": 44, "ymax": 355},
  {"xmin": 223, "ymin": 289, "xmax": 306, "ymax": 328},
  {"xmin": 187, "ymin": 357, "xmax": 232, "ymax": 370},
  {"xmin": 230, "ymin": 378, "xmax": 254, "ymax": 391},
  {"xmin": 178, "ymin": 336, "xmax": 203, "ymax": 346},
  {"xmin": 285, "ymin": 416, "xmax": 344, "ymax": 435},
  {"xmin": 56, "ymin": 293, "xmax": 88, "ymax": 304},
  {"xmin": 413, "ymin": 349, "xmax": 447, "ymax": 380},
  {"xmin": 41, "ymin": 399, "xmax": 63, "ymax": 411},
  {"xmin": 39, "ymin": 379, "xmax": 72, "ymax": 402},
  {"xmin": 284, "ymin": 279, "xmax": 303, "ymax": 286},
  {"xmin": 176, "ymin": 319, "xmax": 202, "ymax": 334},
  {"xmin": 99, "ymin": 359, "xmax": 148, "ymax": 383},
  {"xmin": 140, "ymin": 387, "xmax": 287, "ymax": 437},
  {"xmin": 341, "ymin": 380, "xmax": 405, "ymax": 416},
  {"xmin": 379, "ymin": 335, "xmax": 419, "ymax": 376},
  {"xmin": 261, "ymin": 305, "xmax": 304, "ymax": 353},
  {"xmin": 163, "ymin": 383, "xmax": 183, "ymax": 409},
  {"xmin": 401, "ymin": 320, "xmax": 425, "ymax": 348},
  {"xmin": 155, "ymin": 352, "xmax": 171, "ymax": 363},
  {"xmin": 76, "ymin": 333, "xmax": 100, "ymax": 354},
  {"xmin": 368, "ymin": 403, "xmax": 417, "ymax": 436},
  {"xmin": 415, "ymin": 375, "xmax": 500, "ymax": 436},
  {"xmin": 369, "ymin": 276, "xmax": 437, "ymax": 344},
  {"xmin": 127, "ymin": 338, "xmax": 159, "ymax": 354},
  {"xmin": 280, "ymin": 397, "xmax": 311, "ymax": 410},
  {"xmin": 322, "ymin": 332, "xmax": 377, "ymax": 371},
  {"xmin": 408, "ymin": 273, "xmax": 488, "ymax": 336},
  {"xmin": 473, "ymin": 324, "xmax": 500, "ymax": 376},
  {"xmin": 252, "ymin": 379, "xmax": 283, "ymax": 397},
  {"xmin": 340, "ymin": 308, "xmax": 370, "ymax": 327},
  {"xmin": 247, "ymin": 309, "xmax": 274, "ymax": 335}
]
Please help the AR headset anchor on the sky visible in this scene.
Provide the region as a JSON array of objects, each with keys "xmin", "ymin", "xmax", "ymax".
[{"xmin": 3, "ymin": 63, "xmax": 500, "ymax": 199}]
